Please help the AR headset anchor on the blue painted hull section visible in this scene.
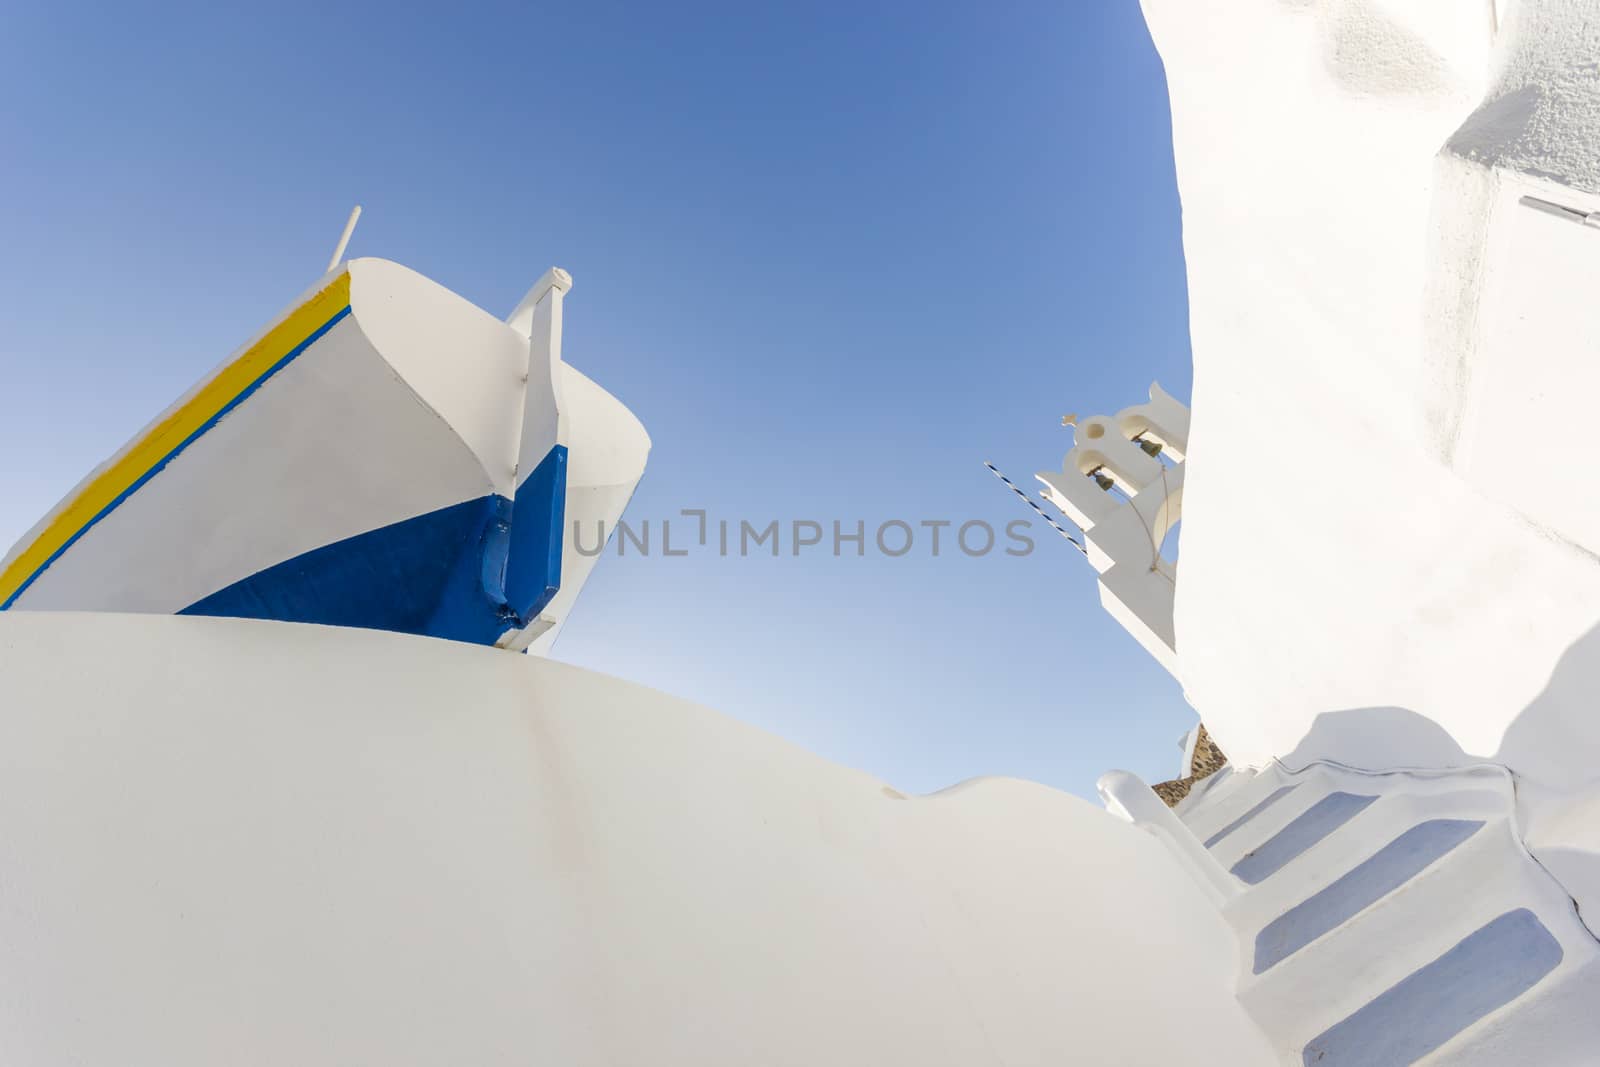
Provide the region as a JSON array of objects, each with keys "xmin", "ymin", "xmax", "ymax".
[
  {"xmin": 505, "ymin": 445, "xmax": 567, "ymax": 626},
  {"xmin": 183, "ymin": 446, "xmax": 568, "ymax": 646}
]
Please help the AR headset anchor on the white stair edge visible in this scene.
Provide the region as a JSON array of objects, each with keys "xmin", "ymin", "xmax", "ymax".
[
  {"xmin": 1205, "ymin": 763, "xmax": 1509, "ymax": 872},
  {"xmin": 1177, "ymin": 765, "xmax": 1288, "ymax": 843},
  {"xmin": 1222, "ymin": 785, "xmax": 1508, "ymax": 932},
  {"xmin": 1419, "ymin": 953, "xmax": 1600, "ymax": 1065},
  {"xmin": 1238, "ymin": 818, "xmax": 1599, "ymax": 1053},
  {"xmin": 1205, "ymin": 769, "xmax": 1342, "ymax": 872}
]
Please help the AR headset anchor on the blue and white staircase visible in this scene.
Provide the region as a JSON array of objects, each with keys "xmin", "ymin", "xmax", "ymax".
[{"xmin": 1113, "ymin": 759, "xmax": 1600, "ymax": 1065}]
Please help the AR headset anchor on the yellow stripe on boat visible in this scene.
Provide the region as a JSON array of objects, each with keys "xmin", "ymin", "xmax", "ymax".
[{"xmin": 0, "ymin": 272, "xmax": 353, "ymax": 608}]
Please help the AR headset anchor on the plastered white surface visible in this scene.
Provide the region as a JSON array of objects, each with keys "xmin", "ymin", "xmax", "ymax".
[
  {"xmin": 0, "ymin": 611, "xmax": 1274, "ymax": 1066},
  {"xmin": 1143, "ymin": 0, "xmax": 1600, "ymax": 794}
]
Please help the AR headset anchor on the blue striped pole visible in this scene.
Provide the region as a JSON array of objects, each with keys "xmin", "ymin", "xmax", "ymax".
[{"xmin": 984, "ymin": 461, "xmax": 1088, "ymax": 557}]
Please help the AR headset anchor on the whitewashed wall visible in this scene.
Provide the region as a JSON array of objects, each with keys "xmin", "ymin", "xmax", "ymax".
[
  {"xmin": 0, "ymin": 612, "xmax": 1273, "ymax": 1065},
  {"xmin": 1143, "ymin": 0, "xmax": 1600, "ymax": 791}
]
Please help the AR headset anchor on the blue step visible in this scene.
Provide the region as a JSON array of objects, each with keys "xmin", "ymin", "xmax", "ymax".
[
  {"xmin": 1255, "ymin": 818, "xmax": 1484, "ymax": 973},
  {"xmin": 1204, "ymin": 784, "xmax": 1300, "ymax": 849},
  {"xmin": 1231, "ymin": 792, "xmax": 1377, "ymax": 885},
  {"xmin": 1300, "ymin": 908, "xmax": 1562, "ymax": 1066}
]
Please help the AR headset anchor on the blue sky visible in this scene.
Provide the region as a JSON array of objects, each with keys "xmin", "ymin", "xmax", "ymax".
[{"xmin": 0, "ymin": 2, "xmax": 1197, "ymax": 799}]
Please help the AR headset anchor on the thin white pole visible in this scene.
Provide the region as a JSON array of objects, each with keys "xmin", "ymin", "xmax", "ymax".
[{"xmin": 326, "ymin": 205, "xmax": 362, "ymax": 272}]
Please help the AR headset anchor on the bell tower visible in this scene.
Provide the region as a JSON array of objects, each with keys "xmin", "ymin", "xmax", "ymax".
[{"xmin": 1037, "ymin": 383, "xmax": 1189, "ymax": 676}]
